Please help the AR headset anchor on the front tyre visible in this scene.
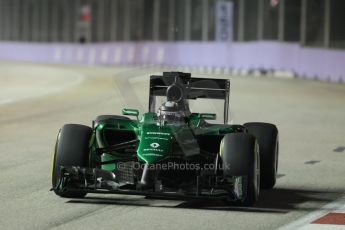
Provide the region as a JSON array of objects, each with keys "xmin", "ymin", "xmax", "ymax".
[
  {"xmin": 220, "ymin": 133, "xmax": 260, "ymax": 206},
  {"xmin": 52, "ymin": 124, "xmax": 92, "ymax": 198},
  {"xmin": 244, "ymin": 122, "xmax": 279, "ymax": 189}
]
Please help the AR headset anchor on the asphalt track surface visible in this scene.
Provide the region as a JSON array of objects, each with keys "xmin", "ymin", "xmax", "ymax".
[{"xmin": 0, "ymin": 62, "xmax": 344, "ymax": 230}]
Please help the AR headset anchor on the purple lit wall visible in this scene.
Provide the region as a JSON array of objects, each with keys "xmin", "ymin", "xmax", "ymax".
[{"xmin": 0, "ymin": 41, "xmax": 344, "ymax": 82}]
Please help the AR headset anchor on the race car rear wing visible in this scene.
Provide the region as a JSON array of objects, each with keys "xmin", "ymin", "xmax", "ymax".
[{"xmin": 149, "ymin": 72, "xmax": 230, "ymax": 124}]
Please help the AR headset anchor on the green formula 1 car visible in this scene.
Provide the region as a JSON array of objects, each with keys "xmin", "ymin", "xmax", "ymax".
[{"xmin": 51, "ymin": 72, "xmax": 279, "ymax": 206}]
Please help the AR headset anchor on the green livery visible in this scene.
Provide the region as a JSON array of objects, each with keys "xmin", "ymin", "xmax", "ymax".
[{"xmin": 51, "ymin": 72, "xmax": 279, "ymax": 206}]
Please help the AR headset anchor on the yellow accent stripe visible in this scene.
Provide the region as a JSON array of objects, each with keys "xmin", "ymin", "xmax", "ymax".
[
  {"xmin": 51, "ymin": 141, "xmax": 57, "ymax": 179},
  {"xmin": 219, "ymin": 139, "xmax": 224, "ymax": 157}
]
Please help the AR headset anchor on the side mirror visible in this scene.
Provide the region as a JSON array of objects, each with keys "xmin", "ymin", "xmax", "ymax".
[
  {"xmin": 122, "ymin": 108, "xmax": 139, "ymax": 120},
  {"xmin": 198, "ymin": 113, "xmax": 216, "ymax": 120}
]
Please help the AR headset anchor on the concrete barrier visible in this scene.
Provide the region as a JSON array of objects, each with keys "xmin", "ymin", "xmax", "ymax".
[{"xmin": 0, "ymin": 41, "xmax": 344, "ymax": 82}]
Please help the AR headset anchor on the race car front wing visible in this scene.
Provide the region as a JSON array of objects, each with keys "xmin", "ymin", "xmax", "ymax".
[{"xmin": 51, "ymin": 166, "xmax": 247, "ymax": 201}]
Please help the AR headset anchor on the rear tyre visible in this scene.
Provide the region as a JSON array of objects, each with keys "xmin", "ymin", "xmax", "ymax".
[
  {"xmin": 220, "ymin": 133, "xmax": 260, "ymax": 206},
  {"xmin": 244, "ymin": 122, "xmax": 278, "ymax": 189},
  {"xmin": 52, "ymin": 124, "xmax": 92, "ymax": 198}
]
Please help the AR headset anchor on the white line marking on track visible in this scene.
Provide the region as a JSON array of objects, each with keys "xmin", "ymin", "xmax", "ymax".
[
  {"xmin": 298, "ymin": 224, "xmax": 345, "ymax": 230},
  {"xmin": 0, "ymin": 68, "xmax": 85, "ymax": 106},
  {"xmin": 278, "ymin": 194, "xmax": 345, "ymax": 230},
  {"xmin": 0, "ymin": 99, "xmax": 14, "ymax": 105}
]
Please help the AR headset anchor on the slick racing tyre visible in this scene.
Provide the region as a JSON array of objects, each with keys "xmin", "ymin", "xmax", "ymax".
[
  {"xmin": 52, "ymin": 124, "xmax": 92, "ymax": 198},
  {"xmin": 244, "ymin": 122, "xmax": 279, "ymax": 189},
  {"xmin": 220, "ymin": 133, "xmax": 260, "ymax": 206}
]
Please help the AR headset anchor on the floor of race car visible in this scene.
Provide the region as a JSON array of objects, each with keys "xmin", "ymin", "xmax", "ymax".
[{"xmin": 0, "ymin": 61, "xmax": 345, "ymax": 230}]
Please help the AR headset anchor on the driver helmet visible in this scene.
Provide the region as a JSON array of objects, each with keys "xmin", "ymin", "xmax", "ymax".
[{"xmin": 157, "ymin": 101, "xmax": 185, "ymax": 123}]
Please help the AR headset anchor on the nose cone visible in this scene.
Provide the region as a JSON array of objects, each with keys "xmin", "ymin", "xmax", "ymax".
[{"xmin": 137, "ymin": 124, "xmax": 173, "ymax": 163}]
